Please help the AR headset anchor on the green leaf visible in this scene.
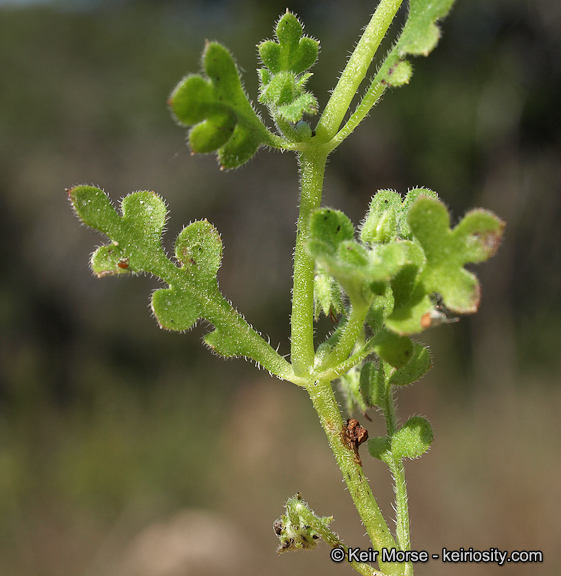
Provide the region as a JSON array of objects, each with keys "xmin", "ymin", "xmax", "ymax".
[
  {"xmin": 70, "ymin": 186, "xmax": 293, "ymax": 379},
  {"xmin": 169, "ymin": 42, "xmax": 274, "ymax": 169},
  {"xmin": 372, "ymin": 329, "xmax": 413, "ymax": 369},
  {"xmin": 391, "ymin": 416, "xmax": 433, "ymax": 460},
  {"xmin": 259, "ymin": 11, "xmax": 319, "ymax": 76},
  {"xmin": 397, "ymin": 0, "xmax": 456, "ymax": 57},
  {"xmin": 386, "ymin": 195, "xmax": 504, "ymax": 334},
  {"xmin": 313, "ymin": 268, "xmax": 344, "ymax": 321},
  {"xmin": 152, "ymin": 220, "xmax": 223, "ymax": 332},
  {"xmin": 359, "ymin": 361, "xmax": 385, "ymax": 408},
  {"xmin": 258, "ymin": 11, "xmax": 319, "ymax": 130},
  {"xmin": 308, "ymin": 208, "xmax": 410, "ymax": 307},
  {"xmin": 368, "ymin": 436, "xmax": 391, "ymax": 462},
  {"xmin": 388, "ymin": 342, "xmax": 432, "ymax": 386},
  {"xmin": 409, "ymin": 197, "xmax": 504, "ymax": 313}
]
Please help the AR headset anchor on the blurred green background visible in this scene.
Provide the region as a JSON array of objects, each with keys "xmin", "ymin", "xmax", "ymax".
[{"xmin": 1, "ymin": 0, "xmax": 560, "ymax": 574}]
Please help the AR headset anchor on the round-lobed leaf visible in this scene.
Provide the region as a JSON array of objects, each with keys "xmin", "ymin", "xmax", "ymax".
[
  {"xmin": 388, "ymin": 342, "xmax": 432, "ymax": 386},
  {"xmin": 169, "ymin": 42, "xmax": 273, "ymax": 169},
  {"xmin": 68, "ymin": 185, "xmax": 121, "ymax": 237},
  {"xmin": 121, "ymin": 191, "xmax": 167, "ymax": 240},
  {"xmin": 90, "ymin": 244, "xmax": 130, "ymax": 277},
  {"xmin": 309, "ymin": 208, "xmax": 355, "ymax": 250},
  {"xmin": 368, "ymin": 436, "xmax": 391, "ymax": 462},
  {"xmin": 151, "ymin": 287, "xmax": 201, "ymax": 332},
  {"xmin": 175, "ymin": 220, "xmax": 223, "ymax": 284},
  {"xmin": 391, "ymin": 416, "xmax": 433, "ymax": 459},
  {"xmin": 373, "ymin": 330, "xmax": 414, "ymax": 369}
]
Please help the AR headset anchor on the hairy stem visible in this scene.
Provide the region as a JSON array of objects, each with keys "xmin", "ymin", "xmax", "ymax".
[
  {"xmin": 315, "ymin": 0, "xmax": 404, "ymax": 142},
  {"xmin": 290, "ymin": 148, "xmax": 329, "ymax": 376},
  {"xmin": 307, "ymin": 378, "xmax": 404, "ymax": 575},
  {"xmin": 383, "ymin": 380, "xmax": 412, "ymax": 574},
  {"xmin": 323, "ymin": 302, "xmax": 370, "ymax": 370}
]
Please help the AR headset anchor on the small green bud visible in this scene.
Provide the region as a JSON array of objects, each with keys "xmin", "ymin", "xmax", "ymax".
[
  {"xmin": 295, "ymin": 120, "xmax": 313, "ymax": 141},
  {"xmin": 399, "ymin": 187, "xmax": 439, "ymax": 239},
  {"xmin": 313, "ymin": 269, "xmax": 343, "ymax": 321},
  {"xmin": 359, "ymin": 361, "xmax": 385, "ymax": 408},
  {"xmin": 383, "ymin": 60, "xmax": 413, "ymax": 87},
  {"xmin": 391, "ymin": 416, "xmax": 433, "ymax": 459},
  {"xmin": 360, "ymin": 190, "xmax": 401, "ymax": 244}
]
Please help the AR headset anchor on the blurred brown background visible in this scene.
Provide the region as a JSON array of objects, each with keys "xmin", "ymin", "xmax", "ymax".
[{"xmin": 0, "ymin": 0, "xmax": 560, "ymax": 574}]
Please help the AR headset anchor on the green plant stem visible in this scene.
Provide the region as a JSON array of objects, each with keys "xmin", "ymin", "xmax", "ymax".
[
  {"xmin": 307, "ymin": 378, "xmax": 402, "ymax": 576},
  {"xmin": 315, "ymin": 0, "xmax": 404, "ymax": 142},
  {"xmin": 331, "ymin": 81, "xmax": 387, "ymax": 149},
  {"xmin": 156, "ymin": 260, "xmax": 299, "ymax": 384},
  {"xmin": 290, "ymin": 147, "xmax": 329, "ymax": 376},
  {"xmin": 323, "ymin": 302, "xmax": 370, "ymax": 370},
  {"xmin": 383, "ymin": 379, "xmax": 412, "ymax": 575}
]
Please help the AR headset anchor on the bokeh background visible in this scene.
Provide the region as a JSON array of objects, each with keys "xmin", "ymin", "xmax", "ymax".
[{"xmin": 1, "ymin": 0, "xmax": 560, "ymax": 575}]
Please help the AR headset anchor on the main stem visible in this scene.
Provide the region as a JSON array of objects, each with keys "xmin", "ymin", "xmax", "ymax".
[
  {"xmin": 291, "ymin": 151, "xmax": 404, "ymax": 575},
  {"xmin": 307, "ymin": 379, "xmax": 401, "ymax": 575},
  {"xmin": 290, "ymin": 147, "xmax": 328, "ymax": 376}
]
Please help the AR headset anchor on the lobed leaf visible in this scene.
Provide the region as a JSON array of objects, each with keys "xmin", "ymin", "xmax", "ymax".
[
  {"xmin": 409, "ymin": 197, "xmax": 504, "ymax": 313},
  {"xmin": 386, "ymin": 195, "xmax": 504, "ymax": 334},
  {"xmin": 69, "ymin": 186, "xmax": 221, "ymax": 333},
  {"xmin": 258, "ymin": 11, "xmax": 319, "ymax": 130},
  {"xmin": 388, "ymin": 342, "xmax": 431, "ymax": 386},
  {"xmin": 152, "ymin": 220, "xmax": 224, "ymax": 332},
  {"xmin": 372, "ymin": 329, "xmax": 414, "ymax": 369},
  {"xmin": 391, "ymin": 416, "xmax": 433, "ymax": 460},
  {"xmin": 169, "ymin": 42, "xmax": 274, "ymax": 169},
  {"xmin": 259, "ymin": 11, "xmax": 319, "ymax": 76},
  {"xmin": 397, "ymin": 0, "xmax": 456, "ymax": 58}
]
